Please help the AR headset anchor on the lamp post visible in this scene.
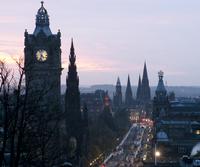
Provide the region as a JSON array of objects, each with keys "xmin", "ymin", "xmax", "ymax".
[{"xmin": 155, "ymin": 143, "xmax": 160, "ymax": 166}]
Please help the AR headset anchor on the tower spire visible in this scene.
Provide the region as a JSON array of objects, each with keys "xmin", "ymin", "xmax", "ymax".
[
  {"xmin": 65, "ymin": 39, "xmax": 83, "ymax": 166},
  {"xmin": 141, "ymin": 62, "xmax": 151, "ymax": 102},
  {"xmin": 142, "ymin": 62, "xmax": 148, "ymax": 81},
  {"xmin": 41, "ymin": 1, "xmax": 44, "ymax": 7},
  {"xmin": 125, "ymin": 75, "xmax": 133, "ymax": 107},
  {"xmin": 69, "ymin": 38, "xmax": 76, "ymax": 65},
  {"xmin": 136, "ymin": 75, "xmax": 142, "ymax": 100},
  {"xmin": 117, "ymin": 77, "xmax": 121, "ymax": 86},
  {"xmin": 113, "ymin": 77, "xmax": 122, "ymax": 107},
  {"xmin": 34, "ymin": 1, "xmax": 52, "ymax": 36}
]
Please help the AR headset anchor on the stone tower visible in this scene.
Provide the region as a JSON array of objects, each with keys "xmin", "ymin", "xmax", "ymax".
[
  {"xmin": 65, "ymin": 40, "xmax": 83, "ymax": 166},
  {"xmin": 24, "ymin": 1, "xmax": 62, "ymax": 112}
]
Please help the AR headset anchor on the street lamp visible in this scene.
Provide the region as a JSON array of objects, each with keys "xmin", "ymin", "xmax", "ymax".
[
  {"xmin": 155, "ymin": 151, "xmax": 160, "ymax": 157},
  {"xmin": 154, "ymin": 143, "xmax": 161, "ymax": 166}
]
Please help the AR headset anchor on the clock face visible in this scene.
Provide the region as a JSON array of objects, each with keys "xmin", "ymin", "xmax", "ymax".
[{"xmin": 36, "ymin": 49, "xmax": 48, "ymax": 62}]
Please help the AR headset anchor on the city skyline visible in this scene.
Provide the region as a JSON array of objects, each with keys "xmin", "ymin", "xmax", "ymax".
[{"xmin": 1, "ymin": 0, "xmax": 200, "ymax": 86}]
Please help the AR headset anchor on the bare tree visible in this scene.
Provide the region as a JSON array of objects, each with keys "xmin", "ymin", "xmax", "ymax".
[{"xmin": 0, "ymin": 58, "xmax": 63, "ymax": 167}]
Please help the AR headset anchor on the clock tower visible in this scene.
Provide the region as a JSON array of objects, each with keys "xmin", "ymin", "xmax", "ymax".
[{"xmin": 24, "ymin": 1, "xmax": 62, "ymax": 112}]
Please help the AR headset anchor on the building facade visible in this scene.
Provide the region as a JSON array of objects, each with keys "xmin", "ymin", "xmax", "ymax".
[{"xmin": 150, "ymin": 71, "xmax": 200, "ymax": 166}]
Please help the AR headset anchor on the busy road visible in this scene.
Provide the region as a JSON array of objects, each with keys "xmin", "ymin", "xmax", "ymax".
[{"xmin": 102, "ymin": 122, "xmax": 152, "ymax": 167}]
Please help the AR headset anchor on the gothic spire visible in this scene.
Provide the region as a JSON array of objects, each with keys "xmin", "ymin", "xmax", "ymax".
[
  {"xmin": 113, "ymin": 77, "xmax": 122, "ymax": 107},
  {"xmin": 142, "ymin": 62, "xmax": 149, "ymax": 84},
  {"xmin": 69, "ymin": 38, "xmax": 76, "ymax": 65},
  {"xmin": 136, "ymin": 75, "xmax": 142, "ymax": 100},
  {"xmin": 125, "ymin": 75, "xmax": 133, "ymax": 106},
  {"xmin": 127, "ymin": 75, "xmax": 131, "ymax": 88},
  {"xmin": 65, "ymin": 39, "xmax": 82, "ymax": 166},
  {"xmin": 117, "ymin": 77, "xmax": 121, "ymax": 86},
  {"xmin": 141, "ymin": 62, "xmax": 151, "ymax": 102}
]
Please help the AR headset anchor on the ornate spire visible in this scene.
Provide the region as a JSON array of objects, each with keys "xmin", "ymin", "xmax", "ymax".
[
  {"xmin": 36, "ymin": 1, "xmax": 49, "ymax": 26},
  {"xmin": 67, "ymin": 39, "xmax": 79, "ymax": 87},
  {"xmin": 156, "ymin": 71, "xmax": 166, "ymax": 93},
  {"xmin": 69, "ymin": 38, "xmax": 76, "ymax": 65},
  {"xmin": 65, "ymin": 39, "xmax": 82, "ymax": 166},
  {"xmin": 34, "ymin": 1, "xmax": 52, "ymax": 36}
]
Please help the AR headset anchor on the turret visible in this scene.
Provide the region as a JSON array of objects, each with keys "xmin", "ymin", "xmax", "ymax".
[
  {"xmin": 153, "ymin": 71, "xmax": 169, "ymax": 120},
  {"xmin": 33, "ymin": 1, "xmax": 52, "ymax": 36},
  {"xmin": 155, "ymin": 71, "xmax": 167, "ymax": 100}
]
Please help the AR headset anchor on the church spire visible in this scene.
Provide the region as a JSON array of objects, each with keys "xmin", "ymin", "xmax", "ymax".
[
  {"xmin": 117, "ymin": 77, "xmax": 120, "ymax": 86},
  {"xmin": 136, "ymin": 75, "xmax": 142, "ymax": 100},
  {"xmin": 141, "ymin": 62, "xmax": 151, "ymax": 102},
  {"xmin": 125, "ymin": 75, "xmax": 133, "ymax": 107},
  {"xmin": 113, "ymin": 77, "xmax": 122, "ymax": 107},
  {"xmin": 142, "ymin": 62, "xmax": 148, "ymax": 83}
]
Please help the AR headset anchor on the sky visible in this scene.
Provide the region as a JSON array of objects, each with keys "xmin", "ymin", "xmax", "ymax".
[{"xmin": 0, "ymin": 0, "xmax": 200, "ymax": 86}]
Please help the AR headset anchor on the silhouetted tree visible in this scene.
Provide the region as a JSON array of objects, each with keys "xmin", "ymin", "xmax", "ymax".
[{"xmin": 0, "ymin": 59, "xmax": 63, "ymax": 167}]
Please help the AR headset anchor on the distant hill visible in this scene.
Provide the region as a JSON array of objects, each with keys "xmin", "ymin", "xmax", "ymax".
[{"xmin": 61, "ymin": 85, "xmax": 200, "ymax": 98}]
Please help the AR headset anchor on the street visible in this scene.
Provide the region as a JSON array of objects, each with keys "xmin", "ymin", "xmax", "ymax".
[{"xmin": 102, "ymin": 123, "xmax": 151, "ymax": 167}]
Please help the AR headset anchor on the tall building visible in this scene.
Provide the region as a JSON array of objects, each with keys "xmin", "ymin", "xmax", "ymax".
[
  {"xmin": 23, "ymin": 2, "xmax": 63, "ymax": 165},
  {"xmin": 113, "ymin": 77, "xmax": 122, "ymax": 107},
  {"xmin": 153, "ymin": 71, "xmax": 169, "ymax": 120},
  {"xmin": 125, "ymin": 75, "xmax": 133, "ymax": 107},
  {"xmin": 65, "ymin": 40, "xmax": 83, "ymax": 166},
  {"xmin": 136, "ymin": 75, "xmax": 142, "ymax": 101},
  {"xmin": 24, "ymin": 1, "xmax": 62, "ymax": 111},
  {"xmin": 141, "ymin": 62, "xmax": 151, "ymax": 102}
]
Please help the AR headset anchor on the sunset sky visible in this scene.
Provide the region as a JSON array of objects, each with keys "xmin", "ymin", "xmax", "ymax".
[{"xmin": 1, "ymin": 0, "xmax": 200, "ymax": 86}]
